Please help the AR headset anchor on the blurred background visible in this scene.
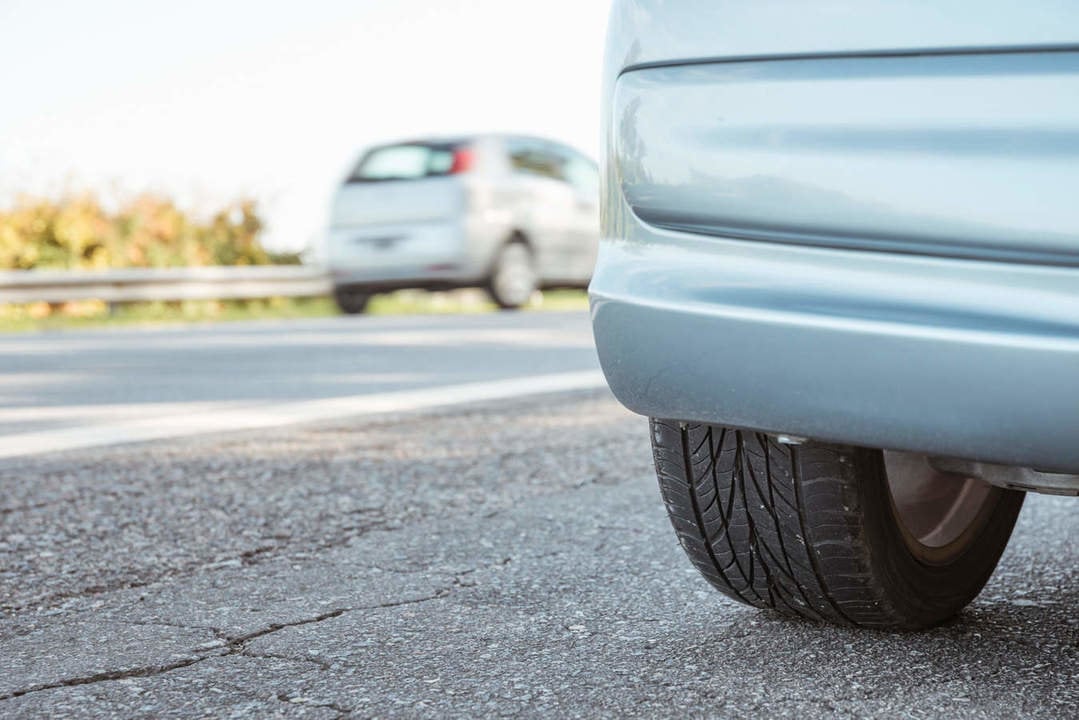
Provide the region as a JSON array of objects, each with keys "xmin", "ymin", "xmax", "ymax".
[{"xmin": 0, "ymin": 0, "xmax": 609, "ymax": 327}]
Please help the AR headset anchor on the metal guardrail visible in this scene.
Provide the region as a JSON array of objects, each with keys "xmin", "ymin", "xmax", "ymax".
[{"xmin": 0, "ymin": 266, "xmax": 333, "ymax": 304}]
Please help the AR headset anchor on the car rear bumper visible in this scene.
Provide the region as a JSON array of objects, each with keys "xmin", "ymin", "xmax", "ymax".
[
  {"xmin": 331, "ymin": 274, "xmax": 470, "ymax": 294},
  {"xmin": 330, "ymin": 265, "xmax": 475, "ymax": 290},
  {"xmin": 326, "ymin": 220, "xmax": 484, "ymax": 287},
  {"xmin": 589, "ymin": 217, "xmax": 1079, "ymax": 473},
  {"xmin": 596, "ymin": 29, "xmax": 1079, "ymax": 472}
]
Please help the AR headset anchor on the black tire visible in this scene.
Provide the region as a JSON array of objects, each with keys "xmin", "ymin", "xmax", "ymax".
[
  {"xmin": 651, "ymin": 420, "xmax": 1025, "ymax": 629},
  {"xmin": 486, "ymin": 242, "xmax": 537, "ymax": 310},
  {"xmin": 333, "ymin": 287, "xmax": 371, "ymax": 315}
]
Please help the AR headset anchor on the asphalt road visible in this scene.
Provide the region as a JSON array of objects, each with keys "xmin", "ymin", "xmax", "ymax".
[
  {"xmin": 0, "ymin": 311, "xmax": 602, "ymax": 457},
  {"xmin": 0, "ymin": 314, "xmax": 1076, "ymax": 718}
]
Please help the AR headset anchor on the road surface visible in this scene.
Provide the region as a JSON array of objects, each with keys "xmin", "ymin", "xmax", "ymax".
[
  {"xmin": 0, "ymin": 311, "xmax": 603, "ymax": 457},
  {"xmin": 0, "ymin": 313, "xmax": 1075, "ymax": 718}
]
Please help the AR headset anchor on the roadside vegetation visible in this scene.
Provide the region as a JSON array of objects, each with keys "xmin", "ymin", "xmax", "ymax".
[
  {"xmin": 0, "ymin": 193, "xmax": 588, "ymax": 332},
  {"xmin": 0, "ymin": 192, "xmax": 297, "ymax": 270}
]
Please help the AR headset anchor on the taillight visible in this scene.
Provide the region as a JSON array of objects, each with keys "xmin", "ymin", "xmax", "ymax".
[{"xmin": 450, "ymin": 148, "xmax": 475, "ymax": 174}]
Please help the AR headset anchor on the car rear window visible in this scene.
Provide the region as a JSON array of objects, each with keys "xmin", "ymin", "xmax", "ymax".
[{"xmin": 347, "ymin": 143, "xmax": 464, "ymax": 182}]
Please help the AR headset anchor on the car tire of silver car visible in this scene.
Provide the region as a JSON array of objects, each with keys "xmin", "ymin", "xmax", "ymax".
[
  {"xmin": 651, "ymin": 421, "xmax": 1025, "ymax": 629},
  {"xmin": 333, "ymin": 287, "xmax": 371, "ymax": 315},
  {"xmin": 487, "ymin": 242, "xmax": 537, "ymax": 310}
]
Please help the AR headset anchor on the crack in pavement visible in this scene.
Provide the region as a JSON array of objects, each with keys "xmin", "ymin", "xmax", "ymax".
[
  {"xmin": 2, "ymin": 427, "xmax": 635, "ymax": 616},
  {"xmin": 0, "ymin": 516, "xmax": 572, "ymax": 702},
  {"xmin": 0, "ymin": 591, "xmax": 455, "ymax": 702},
  {"xmin": 2, "ymin": 577, "xmax": 160, "ymax": 617},
  {"xmin": 2, "ymin": 520, "xmax": 398, "ymax": 615},
  {"xmin": 4, "ymin": 505, "xmax": 572, "ymax": 618},
  {"xmin": 217, "ymin": 607, "xmax": 351, "ymax": 649},
  {"xmin": 0, "ymin": 653, "xmax": 218, "ymax": 702}
]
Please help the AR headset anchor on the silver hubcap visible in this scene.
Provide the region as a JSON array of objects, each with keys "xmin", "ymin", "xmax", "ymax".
[
  {"xmin": 883, "ymin": 451, "xmax": 997, "ymax": 563},
  {"xmin": 493, "ymin": 244, "xmax": 536, "ymax": 307}
]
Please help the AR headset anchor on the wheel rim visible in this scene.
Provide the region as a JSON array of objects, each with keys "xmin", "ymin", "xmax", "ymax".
[
  {"xmin": 883, "ymin": 451, "xmax": 999, "ymax": 564},
  {"xmin": 493, "ymin": 244, "xmax": 536, "ymax": 307}
]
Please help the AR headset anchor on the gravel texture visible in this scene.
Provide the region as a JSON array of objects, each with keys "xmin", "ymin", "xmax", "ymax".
[{"xmin": 1, "ymin": 391, "xmax": 1076, "ymax": 718}]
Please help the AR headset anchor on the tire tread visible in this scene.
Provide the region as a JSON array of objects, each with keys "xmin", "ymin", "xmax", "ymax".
[{"xmin": 653, "ymin": 420, "xmax": 892, "ymax": 626}]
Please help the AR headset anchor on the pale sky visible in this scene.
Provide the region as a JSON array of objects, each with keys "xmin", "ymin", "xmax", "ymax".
[{"xmin": 0, "ymin": 0, "xmax": 610, "ymax": 253}]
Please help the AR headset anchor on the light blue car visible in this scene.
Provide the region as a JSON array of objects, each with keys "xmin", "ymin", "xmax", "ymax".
[{"xmin": 590, "ymin": 1, "xmax": 1079, "ymax": 629}]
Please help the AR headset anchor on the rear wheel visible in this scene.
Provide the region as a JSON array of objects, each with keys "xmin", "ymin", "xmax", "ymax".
[
  {"xmin": 651, "ymin": 420, "xmax": 1024, "ymax": 629},
  {"xmin": 333, "ymin": 287, "xmax": 371, "ymax": 315},
  {"xmin": 487, "ymin": 242, "xmax": 537, "ymax": 310}
]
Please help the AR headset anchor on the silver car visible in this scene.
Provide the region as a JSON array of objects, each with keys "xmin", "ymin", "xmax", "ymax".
[
  {"xmin": 327, "ymin": 135, "xmax": 598, "ymax": 313},
  {"xmin": 591, "ymin": 1, "xmax": 1079, "ymax": 629}
]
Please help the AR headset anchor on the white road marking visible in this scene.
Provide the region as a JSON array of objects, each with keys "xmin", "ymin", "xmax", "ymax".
[
  {"xmin": 0, "ymin": 370, "xmax": 609, "ymax": 460},
  {"xmin": 0, "ymin": 325, "xmax": 596, "ymax": 354},
  {"xmin": 0, "ymin": 401, "xmax": 242, "ymax": 424},
  {"xmin": 0, "ymin": 372, "xmax": 92, "ymax": 386}
]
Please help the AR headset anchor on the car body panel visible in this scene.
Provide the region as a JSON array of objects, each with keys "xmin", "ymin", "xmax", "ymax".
[
  {"xmin": 592, "ymin": 1, "xmax": 1079, "ymax": 472},
  {"xmin": 591, "ymin": 210, "xmax": 1079, "ymax": 473},
  {"xmin": 605, "ymin": 0, "xmax": 1079, "ymax": 75},
  {"xmin": 616, "ymin": 52, "xmax": 1079, "ymax": 265}
]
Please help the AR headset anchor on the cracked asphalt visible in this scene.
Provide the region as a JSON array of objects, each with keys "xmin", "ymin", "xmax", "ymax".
[{"xmin": 1, "ymin": 390, "xmax": 1076, "ymax": 718}]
